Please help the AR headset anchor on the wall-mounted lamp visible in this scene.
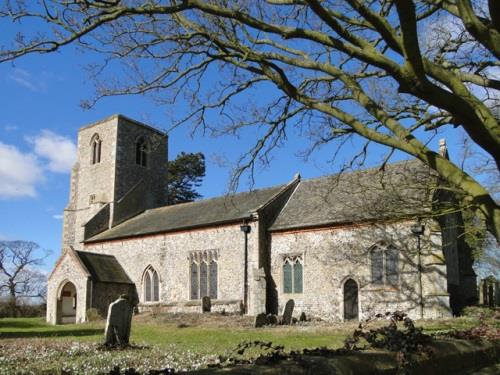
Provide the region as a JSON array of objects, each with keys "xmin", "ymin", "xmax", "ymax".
[
  {"xmin": 411, "ymin": 219, "xmax": 425, "ymax": 319},
  {"xmin": 240, "ymin": 222, "xmax": 251, "ymax": 314},
  {"xmin": 240, "ymin": 224, "xmax": 251, "ymax": 234}
]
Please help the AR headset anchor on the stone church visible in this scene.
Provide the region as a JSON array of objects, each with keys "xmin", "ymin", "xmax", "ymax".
[{"xmin": 47, "ymin": 114, "xmax": 476, "ymax": 324}]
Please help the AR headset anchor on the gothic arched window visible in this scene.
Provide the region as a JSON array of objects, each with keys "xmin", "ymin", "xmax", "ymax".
[
  {"xmin": 283, "ymin": 255, "xmax": 303, "ymax": 294},
  {"xmin": 370, "ymin": 244, "xmax": 399, "ymax": 286},
  {"xmin": 90, "ymin": 134, "xmax": 102, "ymax": 164},
  {"xmin": 189, "ymin": 251, "xmax": 218, "ymax": 300},
  {"xmin": 135, "ymin": 137, "xmax": 148, "ymax": 167},
  {"xmin": 143, "ymin": 266, "xmax": 159, "ymax": 302}
]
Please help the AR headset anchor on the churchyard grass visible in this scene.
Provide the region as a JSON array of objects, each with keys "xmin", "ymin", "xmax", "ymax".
[{"xmin": 0, "ymin": 313, "xmax": 494, "ymax": 374}]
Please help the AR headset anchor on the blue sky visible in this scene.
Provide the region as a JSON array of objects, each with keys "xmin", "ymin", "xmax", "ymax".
[{"xmin": 0, "ymin": 19, "xmax": 481, "ymax": 274}]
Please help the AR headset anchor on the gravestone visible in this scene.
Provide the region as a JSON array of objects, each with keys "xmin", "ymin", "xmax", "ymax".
[
  {"xmin": 202, "ymin": 296, "xmax": 211, "ymax": 313},
  {"xmin": 266, "ymin": 314, "xmax": 278, "ymax": 326},
  {"xmin": 254, "ymin": 313, "xmax": 267, "ymax": 328},
  {"xmin": 299, "ymin": 312, "xmax": 307, "ymax": 322},
  {"xmin": 282, "ymin": 299, "xmax": 295, "ymax": 325},
  {"xmin": 104, "ymin": 295, "xmax": 133, "ymax": 346},
  {"xmin": 252, "ymin": 268, "xmax": 267, "ymax": 315}
]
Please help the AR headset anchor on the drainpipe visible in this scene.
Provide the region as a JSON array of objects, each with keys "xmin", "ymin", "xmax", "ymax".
[
  {"xmin": 240, "ymin": 222, "xmax": 251, "ymax": 314},
  {"xmin": 411, "ymin": 220, "xmax": 425, "ymax": 319}
]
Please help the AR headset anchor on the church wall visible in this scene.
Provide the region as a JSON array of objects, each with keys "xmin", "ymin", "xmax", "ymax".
[
  {"xmin": 91, "ymin": 282, "xmax": 137, "ymax": 318},
  {"xmin": 84, "ymin": 221, "xmax": 260, "ymax": 313},
  {"xmin": 46, "ymin": 253, "xmax": 90, "ymax": 324},
  {"xmin": 269, "ymin": 220, "xmax": 451, "ymax": 321}
]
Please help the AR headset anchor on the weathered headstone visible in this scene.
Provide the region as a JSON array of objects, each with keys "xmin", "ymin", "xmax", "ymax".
[
  {"xmin": 266, "ymin": 314, "xmax": 278, "ymax": 326},
  {"xmin": 104, "ymin": 295, "xmax": 133, "ymax": 346},
  {"xmin": 282, "ymin": 299, "xmax": 295, "ymax": 325},
  {"xmin": 252, "ymin": 268, "xmax": 267, "ymax": 315},
  {"xmin": 254, "ymin": 313, "xmax": 267, "ymax": 328},
  {"xmin": 299, "ymin": 312, "xmax": 307, "ymax": 322},
  {"xmin": 202, "ymin": 296, "xmax": 211, "ymax": 313}
]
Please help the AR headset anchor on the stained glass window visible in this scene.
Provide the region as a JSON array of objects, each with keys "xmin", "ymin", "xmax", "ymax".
[
  {"xmin": 144, "ymin": 271, "xmax": 152, "ymax": 302},
  {"xmin": 200, "ymin": 261, "xmax": 208, "ymax": 298},
  {"xmin": 293, "ymin": 262, "xmax": 303, "ymax": 293},
  {"xmin": 371, "ymin": 244, "xmax": 399, "ymax": 286},
  {"xmin": 371, "ymin": 248, "xmax": 384, "ymax": 284},
  {"xmin": 190, "ymin": 261, "xmax": 199, "ymax": 300},
  {"xmin": 209, "ymin": 260, "xmax": 218, "ymax": 299},
  {"xmin": 143, "ymin": 266, "xmax": 159, "ymax": 302},
  {"xmin": 385, "ymin": 246, "xmax": 399, "ymax": 286},
  {"xmin": 283, "ymin": 261, "xmax": 293, "ymax": 293}
]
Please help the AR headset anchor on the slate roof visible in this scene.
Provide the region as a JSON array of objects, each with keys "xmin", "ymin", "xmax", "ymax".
[
  {"xmin": 86, "ymin": 185, "xmax": 286, "ymax": 242},
  {"xmin": 75, "ymin": 250, "xmax": 133, "ymax": 284},
  {"xmin": 269, "ymin": 160, "xmax": 435, "ymax": 231}
]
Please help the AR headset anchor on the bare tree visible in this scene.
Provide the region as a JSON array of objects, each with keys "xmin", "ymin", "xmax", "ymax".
[
  {"xmin": 0, "ymin": 241, "xmax": 48, "ymax": 317},
  {"xmin": 0, "ymin": 1, "xmax": 498, "ymax": 239}
]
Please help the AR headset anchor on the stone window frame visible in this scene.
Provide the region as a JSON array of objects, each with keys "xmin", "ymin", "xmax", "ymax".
[
  {"xmin": 135, "ymin": 136, "xmax": 149, "ymax": 168},
  {"xmin": 369, "ymin": 242, "xmax": 400, "ymax": 288},
  {"xmin": 142, "ymin": 265, "xmax": 160, "ymax": 303},
  {"xmin": 189, "ymin": 250, "xmax": 219, "ymax": 301},
  {"xmin": 281, "ymin": 253, "xmax": 304, "ymax": 295},
  {"xmin": 90, "ymin": 133, "xmax": 102, "ymax": 165}
]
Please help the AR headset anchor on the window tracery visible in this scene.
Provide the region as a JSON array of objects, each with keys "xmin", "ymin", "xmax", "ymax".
[
  {"xmin": 283, "ymin": 254, "xmax": 303, "ymax": 293},
  {"xmin": 189, "ymin": 250, "xmax": 218, "ymax": 299},
  {"xmin": 143, "ymin": 265, "xmax": 159, "ymax": 302},
  {"xmin": 370, "ymin": 244, "xmax": 399, "ymax": 286}
]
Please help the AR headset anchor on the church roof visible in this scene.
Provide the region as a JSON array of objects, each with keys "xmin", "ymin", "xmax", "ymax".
[
  {"xmin": 75, "ymin": 250, "xmax": 134, "ymax": 284},
  {"xmin": 85, "ymin": 185, "xmax": 286, "ymax": 242},
  {"xmin": 269, "ymin": 159, "xmax": 435, "ymax": 231}
]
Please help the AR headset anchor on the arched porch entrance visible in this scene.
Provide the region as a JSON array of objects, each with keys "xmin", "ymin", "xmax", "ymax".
[
  {"xmin": 58, "ymin": 281, "xmax": 77, "ymax": 324},
  {"xmin": 343, "ymin": 279, "xmax": 359, "ymax": 321}
]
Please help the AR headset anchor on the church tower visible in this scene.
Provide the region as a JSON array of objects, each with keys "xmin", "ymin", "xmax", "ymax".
[{"xmin": 62, "ymin": 115, "xmax": 168, "ymax": 249}]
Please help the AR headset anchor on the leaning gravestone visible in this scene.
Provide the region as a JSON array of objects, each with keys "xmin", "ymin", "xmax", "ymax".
[
  {"xmin": 202, "ymin": 296, "xmax": 211, "ymax": 313},
  {"xmin": 104, "ymin": 295, "xmax": 133, "ymax": 346},
  {"xmin": 282, "ymin": 299, "xmax": 295, "ymax": 325},
  {"xmin": 254, "ymin": 313, "xmax": 267, "ymax": 328}
]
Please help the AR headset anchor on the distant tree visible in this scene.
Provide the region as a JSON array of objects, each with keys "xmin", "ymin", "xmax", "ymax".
[
  {"xmin": 0, "ymin": 241, "xmax": 48, "ymax": 317},
  {"xmin": 167, "ymin": 152, "xmax": 206, "ymax": 204}
]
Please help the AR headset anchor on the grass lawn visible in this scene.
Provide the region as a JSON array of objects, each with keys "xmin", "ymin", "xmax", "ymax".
[{"xmin": 0, "ymin": 313, "xmax": 492, "ymax": 374}]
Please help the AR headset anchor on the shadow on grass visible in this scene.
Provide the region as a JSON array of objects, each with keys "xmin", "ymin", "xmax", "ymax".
[
  {"xmin": 0, "ymin": 327, "xmax": 104, "ymax": 338},
  {"xmin": 0, "ymin": 319, "xmax": 44, "ymax": 329}
]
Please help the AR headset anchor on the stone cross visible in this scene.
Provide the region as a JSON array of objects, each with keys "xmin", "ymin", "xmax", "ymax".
[
  {"xmin": 104, "ymin": 295, "xmax": 133, "ymax": 346},
  {"xmin": 282, "ymin": 299, "xmax": 295, "ymax": 325},
  {"xmin": 202, "ymin": 296, "xmax": 211, "ymax": 313}
]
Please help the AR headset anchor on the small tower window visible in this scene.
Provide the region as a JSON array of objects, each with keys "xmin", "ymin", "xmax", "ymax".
[
  {"xmin": 136, "ymin": 137, "xmax": 148, "ymax": 167},
  {"xmin": 91, "ymin": 134, "xmax": 102, "ymax": 165}
]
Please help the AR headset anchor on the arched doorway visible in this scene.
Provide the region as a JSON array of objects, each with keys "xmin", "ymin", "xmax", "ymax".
[
  {"xmin": 343, "ymin": 279, "xmax": 359, "ymax": 321},
  {"xmin": 59, "ymin": 281, "xmax": 77, "ymax": 324}
]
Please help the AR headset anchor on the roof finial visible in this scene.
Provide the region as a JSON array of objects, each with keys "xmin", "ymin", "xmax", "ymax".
[
  {"xmin": 439, "ymin": 138, "xmax": 449, "ymax": 159},
  {"xmin": 294, "ymin": 172, "xmax": 301, "ymax": 181}
]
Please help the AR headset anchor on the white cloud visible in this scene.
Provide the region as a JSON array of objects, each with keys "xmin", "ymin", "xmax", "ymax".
[
  {"xmin": 29, "ymin": 130, "xmax": 77, "ymax": 173},
  {"xmin": 52, "ymin": 214, "xmax": 64, "ymax": 220},
  {"xmin": 0, "ymin": 142, "xmax": 44, "ymax": 199},
  {"xmin": 3, "ymin": 124, "xmax": 18, "ymax": 132},
  {"xmin": 8, "ymin": 68, "xmax": 46, "ymax": 92}
]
